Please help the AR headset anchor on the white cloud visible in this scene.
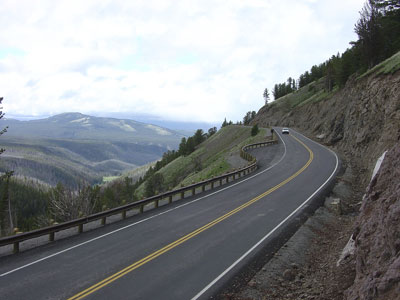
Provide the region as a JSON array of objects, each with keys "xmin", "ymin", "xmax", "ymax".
[{"xmin": 0, "ymin": 0, "xmax": 365, "ymax": 124}]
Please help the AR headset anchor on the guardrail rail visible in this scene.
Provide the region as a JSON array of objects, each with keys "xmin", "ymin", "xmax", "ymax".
[{"xmin": 0, "ymin": 136, "xmax": 278, "ymax": 254}]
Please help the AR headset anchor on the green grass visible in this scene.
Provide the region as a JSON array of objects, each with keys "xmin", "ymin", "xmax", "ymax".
[
  {"xmin": 359, "ymin": 51, "xmax": 400, "ymax": 78},
  {"xmin": 134, "ymin": 125, "xmax": 268, "ymax": 198},
  {"xmin": 268, "ymin": 77, "xmax": 330, "ymax": 111}
]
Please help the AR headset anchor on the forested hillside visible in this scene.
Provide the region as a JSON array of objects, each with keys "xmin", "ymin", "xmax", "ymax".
[{"xmin": 0, "ymin": 113, "xmax": 183, "ymax": 187}]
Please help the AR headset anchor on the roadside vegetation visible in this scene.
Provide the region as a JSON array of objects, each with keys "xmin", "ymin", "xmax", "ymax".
[
  {"xmin": 0, "ymin": 119, "xmax": 268, "ymax": 235},
  {"xmin": 134, "ymin": 125, "xmax": 267, "ymax": 199}
]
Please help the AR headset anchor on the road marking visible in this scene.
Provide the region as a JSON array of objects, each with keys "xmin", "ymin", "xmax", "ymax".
[
  {"xmin": 191, "ymin": 130, "xmax": 339, "ymax": 299},
  {"xmin": 0, "ymin": 133, "xmax": 287, "ymax": 278},
  {"xmin": 68, "ymin": 133, "xmax": 313, "ymax": 300}
]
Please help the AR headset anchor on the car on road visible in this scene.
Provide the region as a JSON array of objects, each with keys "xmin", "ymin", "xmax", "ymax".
[{"xmin": 282, "ymin": 128, "xmax": 289, "ymax": 134}]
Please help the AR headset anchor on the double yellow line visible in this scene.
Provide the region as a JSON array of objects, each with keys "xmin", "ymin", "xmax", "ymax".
[{"xmin": 68, "ymin": 135, "xmax": 313, "ymax": 300}]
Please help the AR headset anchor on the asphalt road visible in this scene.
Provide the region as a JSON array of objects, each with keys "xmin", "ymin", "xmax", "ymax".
[{"xmin": 0, "ymin": 128, "xmax": 338, "ymax": 300}]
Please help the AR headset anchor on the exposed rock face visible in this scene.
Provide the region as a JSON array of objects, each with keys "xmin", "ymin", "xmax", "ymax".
[
  {"xmin": 252, "ymin": 69, "xmax": 400, "ymax": 299},
  {"xmin": 253, "ymin": 71, "xmax": 400, "ymax": 187},
  {"xmin": 345, "ymin": 143, "xmax": 400, "ymax": 300}
]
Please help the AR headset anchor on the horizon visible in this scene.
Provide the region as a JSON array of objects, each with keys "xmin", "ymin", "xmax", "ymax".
[
  {"xmin": 3, "ymin": 111, "xmax": 218, "ymax": 132},
  {"xmin": 0, "ymin": 0, "xmax": 365, "ymax": 124}
]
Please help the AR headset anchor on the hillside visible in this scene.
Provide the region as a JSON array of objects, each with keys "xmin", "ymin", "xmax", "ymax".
[
  {"xmin": 247, "ymin": 51, "xmax": 400, "ymax": 299},
  {"xmin": 1, "ymin": 112, "xmax": 183, "ymax": 145},
  {"xmin": 0, "ymin": 113, "xmax": 183, "ymax": 187},
  {"xmin": 134, "ymin": 125, "xmax": 269, "ymax": 198}
]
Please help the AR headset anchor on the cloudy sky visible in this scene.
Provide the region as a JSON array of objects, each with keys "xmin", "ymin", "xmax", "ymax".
[{"xmin": 0, "ymin": 0, "xmax": 365, "ymax": 126}]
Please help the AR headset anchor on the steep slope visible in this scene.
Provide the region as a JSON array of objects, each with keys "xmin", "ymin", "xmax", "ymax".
[
  {"xmin": 251, "ymin": 51, "xmax": 400, "ymax": 299},
  {"xmin": 135, "ymin": 125, "xmax": 269, "ymax": 198},
  {"xmin": 253, "ymin": 51, "xmax": 400, "ymax": 187},
  {"xmin": 345, "ymin": 142, "xmax": 400, "ymax": 300}
]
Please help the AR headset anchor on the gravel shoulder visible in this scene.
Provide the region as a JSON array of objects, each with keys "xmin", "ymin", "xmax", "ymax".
[{"xmin": 217, "ymin": 159, "xmax": 363, "ymax": 300}]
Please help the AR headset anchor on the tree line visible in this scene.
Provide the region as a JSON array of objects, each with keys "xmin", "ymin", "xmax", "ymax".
[{"xmin": 264, "ymin": 0, "xmax": 400, "ymax": 101}]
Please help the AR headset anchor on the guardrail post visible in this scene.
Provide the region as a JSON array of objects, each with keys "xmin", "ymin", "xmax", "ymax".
[
  {"xmin": 13, "ymin": 242, "xmax": 19, "ymax": 254},
  {"xmin": 0, "ymin": 139, "xmax": 280, "ymax": 254},
  {"xmin": 155, "ymin": 199, "xmax": 159, "ymax": 208},
  {"xmin": 78, "ymin": 224, "xmax": 83, "ymax": 234}
]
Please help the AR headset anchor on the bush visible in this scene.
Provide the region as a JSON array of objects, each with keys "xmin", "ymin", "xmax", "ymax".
[{"xmin": 251, "ymin": 124, "xmax": 259, "ymax": 136}]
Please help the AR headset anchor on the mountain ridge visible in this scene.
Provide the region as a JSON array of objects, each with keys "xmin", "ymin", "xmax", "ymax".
[
  {"xmin": 1, "ymin": 112, "xmax": 183, "ymax": 146},
  {"xmin": 0, "ymin": 113, "xmax": 184, "ymax": 187}
]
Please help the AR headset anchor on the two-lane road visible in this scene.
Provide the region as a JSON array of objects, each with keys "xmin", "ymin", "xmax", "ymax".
[{"xmin": 0, "ymin": 129, "xmax": 338, "ymax": 299}]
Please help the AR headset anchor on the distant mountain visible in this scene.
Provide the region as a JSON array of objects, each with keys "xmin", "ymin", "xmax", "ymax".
[
  {"xmin": 1, "ymin": 112, "xmax": 183, "ymax": 147},
  {"xmin": 0, "ymin": 113, "xmax": 184, "ymax": 187}
]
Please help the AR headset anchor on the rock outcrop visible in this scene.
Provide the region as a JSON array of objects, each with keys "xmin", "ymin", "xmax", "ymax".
[
  {"xmin": 345, "ymin": 142, "xmax": 400, "ymax": 300},
  {"xmin": 253, "ymin": 71, "xmax": 400, "ymax": 187},
  {"xmin": 252, "ymin": 61, "xmax": 400, "ymax": 299}
]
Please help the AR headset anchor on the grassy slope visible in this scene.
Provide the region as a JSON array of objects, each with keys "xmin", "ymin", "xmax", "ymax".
[
  {"xmin": 359, "ymin": 50, "xmax": 400, "ymax": 78},
  {"xmin": 268, "ymin": 77, "xmax": 337, "ymax": 112},
  {"xmin": 134, "ymin": 125, "xmax": 268, "ymax": 198},
  {"xmin": 265, "ymin": 51, "xmax": 400, "ymax": 114}
]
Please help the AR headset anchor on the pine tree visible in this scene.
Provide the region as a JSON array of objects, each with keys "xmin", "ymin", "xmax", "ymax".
[
  {"xmin": 0, "ymin": 97, "xmax": 14, "ymax": 236},
  {"xmin": 263, "ymin": 88, "xmax": 270, "ymax": 104}
]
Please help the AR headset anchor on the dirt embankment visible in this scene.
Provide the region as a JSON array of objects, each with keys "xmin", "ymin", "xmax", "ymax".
[
  {"xmin": 345, "ymin": 143, "xmax": 400, "ymax": 300},
  {"xmin": 253, "ymin": 71, "xmax": 400, "ymax": 187},
  {"xmin": 246, "ymin": 69, "xmax": 400, "ymax": 299}
]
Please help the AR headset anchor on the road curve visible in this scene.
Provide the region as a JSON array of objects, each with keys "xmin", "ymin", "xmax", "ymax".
[{"xmin": 0, "ymin": 129, "xmax": 338, "ymax": 300}]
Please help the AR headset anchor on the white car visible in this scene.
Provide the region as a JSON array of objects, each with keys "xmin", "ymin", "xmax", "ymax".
[{"xmin": 282, "ymin": 128, "xmax": 289, "ymax": 134}]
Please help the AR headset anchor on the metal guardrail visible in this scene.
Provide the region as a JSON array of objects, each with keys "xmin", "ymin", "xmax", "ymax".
[{"xmin": 0, "ymin": 138, "xmax": 278, "ymax": 254}]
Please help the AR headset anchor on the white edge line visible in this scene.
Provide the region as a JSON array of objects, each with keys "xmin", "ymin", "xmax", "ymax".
[
  {"xmin": 191, "ymin": 129, "xmax": 339, "ymax": 300},
  {"xmin": 0, "ymin": 132, "xmax": 287, "ymax": 277}
]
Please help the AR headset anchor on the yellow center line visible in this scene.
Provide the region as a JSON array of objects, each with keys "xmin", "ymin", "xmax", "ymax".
[{"xmin": 68, "ymin": 135, "xmax": 313, "ymax": 300}]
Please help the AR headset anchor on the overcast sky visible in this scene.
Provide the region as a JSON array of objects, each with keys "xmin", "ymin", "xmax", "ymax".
[{"xmin": 0, "ymin": 0, "xmax": 365, "ymax": 125}]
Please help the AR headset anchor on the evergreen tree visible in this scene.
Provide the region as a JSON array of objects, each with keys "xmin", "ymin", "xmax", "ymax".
[
  {"xmin": 0, "ymin": 97, "xmax": 14, "ymax": 236},
  {"xmin": 193, "ymin": 129, "xmax": 205, "ymax": 145},
  {"xmin": 251, "ymin": 124, "xmax": 259, "ymax": 136},
  {"xmin": 221, "ymin": 118, "xmax": 228, "ymax": 128},
  {"xmin": 354, "ymin": 0, "xmax": 382, "ymax": 68},
  {"xmin": 207, "ymin": 127, "xmax": 217, "ymax": 137},
  {"xmin": 263, "ymin": 88, "xmax": 270, "ymax": 104},
  {"xmin": 145, "ymin": 173, "xmax": 164, "ymax": 197},
  {"xmin": 178, "ymin": 137, "xmax": 187, "ymax": 155}
]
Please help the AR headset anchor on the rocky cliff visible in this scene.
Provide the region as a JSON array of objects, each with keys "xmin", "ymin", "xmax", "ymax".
[
  {"xmin": 345, "ymin": 142, "xmax": 400, "ymax": 300},
  {"xmin": 252, "ymin": 54, "xmax": 400, "ymax": 299},
  {"xmin": 253, "ymin": 66, "xmax": 399, "ymax": 187}
]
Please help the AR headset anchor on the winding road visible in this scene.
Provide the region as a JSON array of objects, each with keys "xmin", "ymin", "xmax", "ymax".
[{"xmin": 0, "ymin": 128, "xmax": 338, "ymax": 300}]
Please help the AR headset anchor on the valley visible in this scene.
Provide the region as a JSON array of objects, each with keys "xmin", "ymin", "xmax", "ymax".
[{"xmin": 0, "ymin": 113, "xmax": 183, "ymax": 187}]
